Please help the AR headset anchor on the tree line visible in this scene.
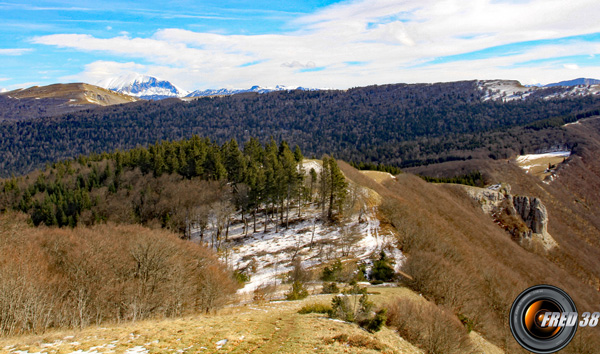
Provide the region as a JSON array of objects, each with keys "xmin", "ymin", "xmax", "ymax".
[{"xmin": 0, "ymin": 136, "xmax": 348, "ymax": 242}]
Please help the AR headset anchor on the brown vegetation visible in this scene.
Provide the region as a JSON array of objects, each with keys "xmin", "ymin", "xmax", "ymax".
[
  {"xmin": 0, "ymin": 212, "xmax": 235, "ymax": 336},
  {"xmin": 378, "ymin": 172, "xmax": 600, "ymax": 352},
  {"xmin": 386, "ymin": 298, "xmax": 473, "ymax": 354}
]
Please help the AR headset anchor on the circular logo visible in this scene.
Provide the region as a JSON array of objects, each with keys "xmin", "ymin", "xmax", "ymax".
[{"xmin": 509, "ymin": 285, "xmax": 578, "ymax": 353}]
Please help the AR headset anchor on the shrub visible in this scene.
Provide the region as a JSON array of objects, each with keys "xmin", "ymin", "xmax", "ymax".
[
  {"xmin": 329, "ymin": 286, "xmax": 384, "ymax": 332},
  {"xmin": 359, "ymin": 309, "xmax": 387, "ymax": 333},
  {"xmin": 285, "ymin": 280, "xmax": 309, "ymax": 300},
  {"xmin": 321, "ymin": 259, "xmax": 343, "ymax": 281},
  {"xmin": 0, "ymin": 214, "xmax": 237, "ymax": 336},
  {"xmin": 458, "ymin": 313, "xmax": 474, "ymax": 333},
  {"xmin": 298, "ymin": 303, "xmax": 332, "ymax": 314},
  {"xmin": 386, "ymin": 298, "xmax": 473, "ymax": 354},
  {"xmin": 370, "ymin": 251, "xmax": 396, "ymax": 282},
  {"xmin": 233, "ymin": 270, "xmax": 250, "ymax": 285},
  {"xmin": 325, "ymin": 334, "xmax": 388, "ymax": 351},
  {"xmin": 322, "ymin": 282, "xmax": 340, "ymax": 294}
]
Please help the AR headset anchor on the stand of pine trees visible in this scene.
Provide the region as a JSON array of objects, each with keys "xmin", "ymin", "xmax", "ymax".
[{"xmin": 0, "ymin": 136, "xmax": 349, "ymax": 238}]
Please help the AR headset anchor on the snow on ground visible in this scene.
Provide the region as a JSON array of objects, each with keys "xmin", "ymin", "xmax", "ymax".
[
  {"xmin": 215, "ymin": 204, "xmax": 403, "ymax": 296},
  {"xmin": 301, "ymin": 159, "xmax": 322, "ymax": 175},
  {"xmin": 516, "ymin": 151, "xmax": 571, "ymax": 163},
  {"xmin": 478, "ymin": 80, "xmax": 533, "ymax": 102}
]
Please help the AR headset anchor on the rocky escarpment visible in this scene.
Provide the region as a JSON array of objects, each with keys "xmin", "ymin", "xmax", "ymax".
[{"xmin": 463, "ymin": 184, "xmax": 557, "ymax": 250}]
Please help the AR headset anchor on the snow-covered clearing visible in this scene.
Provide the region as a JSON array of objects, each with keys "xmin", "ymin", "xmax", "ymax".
[
  {"xmin": 212, "ymin": 203, "xmax": 403, "ymax": 297},
  {"xmin": 516, "ymin": 150, "xmax": 571, "ymax": 182},
  {"xmin": 479, "ymin": 80, "xmax": 533, "ymax": 102},
  {"xmin": 516, "ymin": 151, "xmax": 571, "ymax": 163}
]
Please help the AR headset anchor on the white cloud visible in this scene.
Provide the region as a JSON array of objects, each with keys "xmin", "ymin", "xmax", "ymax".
[
  {"xmin": 35, "ymin": 0, "xmax": 600, "ymax": 88},
  {"xmin": 0, "ymin": 48, "xmax": 33, "ymax": 56},
  {"xmin": 564, "ymin": 64, "xmax": 580, "ymax": 70},
  {"xmin": 281, "ymin": 61, "xmax": 316, "ymax": 68}
]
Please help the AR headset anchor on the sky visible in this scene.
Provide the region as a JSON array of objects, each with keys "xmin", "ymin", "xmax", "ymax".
[{"xmin": 2, "ymin": 0, "xmax": 600, "ymax": 91}]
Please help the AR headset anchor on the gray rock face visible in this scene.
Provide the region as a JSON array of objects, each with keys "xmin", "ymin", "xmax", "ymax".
[
  {"xmin": 513, "ymin": 196, "xmax": 548, "ymax": 234},
  {"xmin": 464, "ymin": 184, "xmax": 556, "ymax": 250}
]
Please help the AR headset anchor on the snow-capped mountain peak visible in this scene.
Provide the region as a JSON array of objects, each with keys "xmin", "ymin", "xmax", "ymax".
[
  {"xmin": 97, "ymin": 73, "xmax": 188, "ymax": 100},
  {"xmin": 185, "ymin": 84, "xmax": 319, "ymax": 98}
]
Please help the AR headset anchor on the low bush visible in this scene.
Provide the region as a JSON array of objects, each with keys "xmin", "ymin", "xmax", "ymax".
[
  {"xmin": 0, "ymin": 214, "xmax": 237, "ymax": 336},
  {"xmin": 321, "ymin": 282, "xmax": 340, "ymax": 294},
  {"xmin": 386, "ymin": 298, "xmax": 473, "ymax": 354},
  {"xmin": 285, "ymin": 280, "xmax": 309, "ymax": 300},
  {"xmin": 325, "ymin": 333, "xmax": 388, "ymax": 351},
  {"xmin": 298, "ymin": 303, "xmax": 331, "ymax": 314}
]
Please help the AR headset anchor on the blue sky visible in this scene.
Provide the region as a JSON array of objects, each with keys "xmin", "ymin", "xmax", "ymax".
[{"xmin": 2, "ymin": 0, "xmax": 600, "ymax": 91}]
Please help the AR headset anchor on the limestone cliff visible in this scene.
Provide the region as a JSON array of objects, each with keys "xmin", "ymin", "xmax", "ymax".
[{"xmin": 463, "ymin": 184, "xmax": 557, "ymax": 250}]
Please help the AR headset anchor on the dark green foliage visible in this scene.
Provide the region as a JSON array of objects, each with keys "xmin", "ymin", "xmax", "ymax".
[
  {"xmin": 2, "ymin": 81, "xmax": 599, "ymax": 177},
  {"xmin": 321, "ymin": 259, "xmax": 343, "ymax": 281},
  {"xmin": 418, "ymin": 170, "xmax": 484, "ymax": 187},
  {"xmin": 322, "ymin": 282, "xmax": 340, "ymax": 294},
  {"xmin": 298, "ymin": 303, "xmax": 332, "ymax": 314},
  {"xmin": 233, "ymin": 270, "xmax": 251, "ymax": 286},
  {"xmin": 0, "ymin": 136, "xmax": 305, "ymax": 234},
  {"xmin": 349, "ymin": 161, "xmax": 402, "ymax": 175},
  {"xmin": 329, "ymin": 285, "xmax": 381, "ymax": 331},
  {"xmin": 458, "ymin": 313, "xmax": 475, "ymax": 333},
  {"xmin": 370, "ymin": 251, "xmax": 396, "ymax": 282},
  {"xmin": 360, "ymin": 309, "xmax": 387, "ymax": 333},
  {"xmin": 285, "ymin": 280, "xmax": 309, "ymax": 300},
  {"xmin": 321, "ymin": 157, "xmax": 347, "ymax": 220}
]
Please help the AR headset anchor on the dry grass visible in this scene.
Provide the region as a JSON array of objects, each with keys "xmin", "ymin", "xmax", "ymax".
[
  {"xmin": 0, "ymin": 289, "xmax": 426, "ymax": 354},
  {"xmin": 5, "ymin": 83, "xmax": 138, "ymax": 106},
  {"xmin": 515, "ymin": 154, "xmax": 567, "ymax": 179},
  {"xmin": 359, "ymin": 170, "xmax": 395, "ymax": 183},
  {"xmin": 377, "ymin": 170, "xmax": 600, "ymax": 353}
]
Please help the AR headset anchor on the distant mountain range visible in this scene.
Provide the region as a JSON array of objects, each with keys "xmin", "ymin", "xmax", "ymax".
[
  {"xmin": 96, "ymin": 73, "xmax": 600, "ymax": 101},
  {"xmin": 186, "ymin": 85, "xmax": 319, "ymax": 98},
  {"xmin": 543, "ymin": 78, "xmax": 600, "ymax": 87},
  {"xmin": 96, "ymin": 74, "xmax": 188, "ymax": 100},
  {"xmin": 96, "ymin": 73, "xmax": 320, "ymax": 100}
]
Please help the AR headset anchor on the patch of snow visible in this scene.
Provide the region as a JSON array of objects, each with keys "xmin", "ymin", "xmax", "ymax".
[
  {"xmin": 199, "ymin": 203, "xmax": 403, "ymax": 297},
  {"xmin": 301, "ymin": 159, "xmax": 322, "ymax": 175},
  {"xmin": 124, "ymin": 346, "xmax": 149, "ymax": 354},
  {"xmin": 487, "ymin": 184, "xmax": 501, "ymax": 191},
  {"xmin": 516, "ymin": 151, "xmax": 571, "ymax": 163},
  {"xmin": 215, "ymin": 339, "xmax": 228, "ymax": 349},
  {"xmin": 40, "ymin": 341, "xmax": 63, "ymax": 348},
  {"xmin": 478, "ymin": 80, "xmax": 533, "ymax": 102}
]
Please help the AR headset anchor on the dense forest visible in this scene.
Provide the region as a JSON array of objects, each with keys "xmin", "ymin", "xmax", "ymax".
[
  {"xmin": 0, "ymin": 136, "xmax": 348, "ymax": 241},
  {"xmin": 1, "ymin": 81, "xmax": 599, "ymax": 176}
]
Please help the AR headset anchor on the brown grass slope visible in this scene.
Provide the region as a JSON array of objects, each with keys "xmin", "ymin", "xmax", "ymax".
[
  {"xmin": 4, "ymin": 83, "xmax": 138, "ymax": 106},
  {"xmin": 338, "ymin": 151, "xmax": 600, "ymax": 352}
]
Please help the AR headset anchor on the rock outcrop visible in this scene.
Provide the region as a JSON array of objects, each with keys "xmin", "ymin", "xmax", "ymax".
[
  {"xmin": 463, "ymin": 184, "xmax": 557, "ymax": 250},
  {"xmin": 513, "ymin": 196, "xmax": 548, "ymax": 235}
]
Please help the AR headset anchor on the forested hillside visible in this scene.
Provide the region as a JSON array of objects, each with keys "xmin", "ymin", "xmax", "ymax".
[
  {"xmin": 0, "ymin": 136, "xmax": 348, "ymax": 240},
  {"xmin": 2, "ymin": 81, "xmax": 599, "ymax": 176}
]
